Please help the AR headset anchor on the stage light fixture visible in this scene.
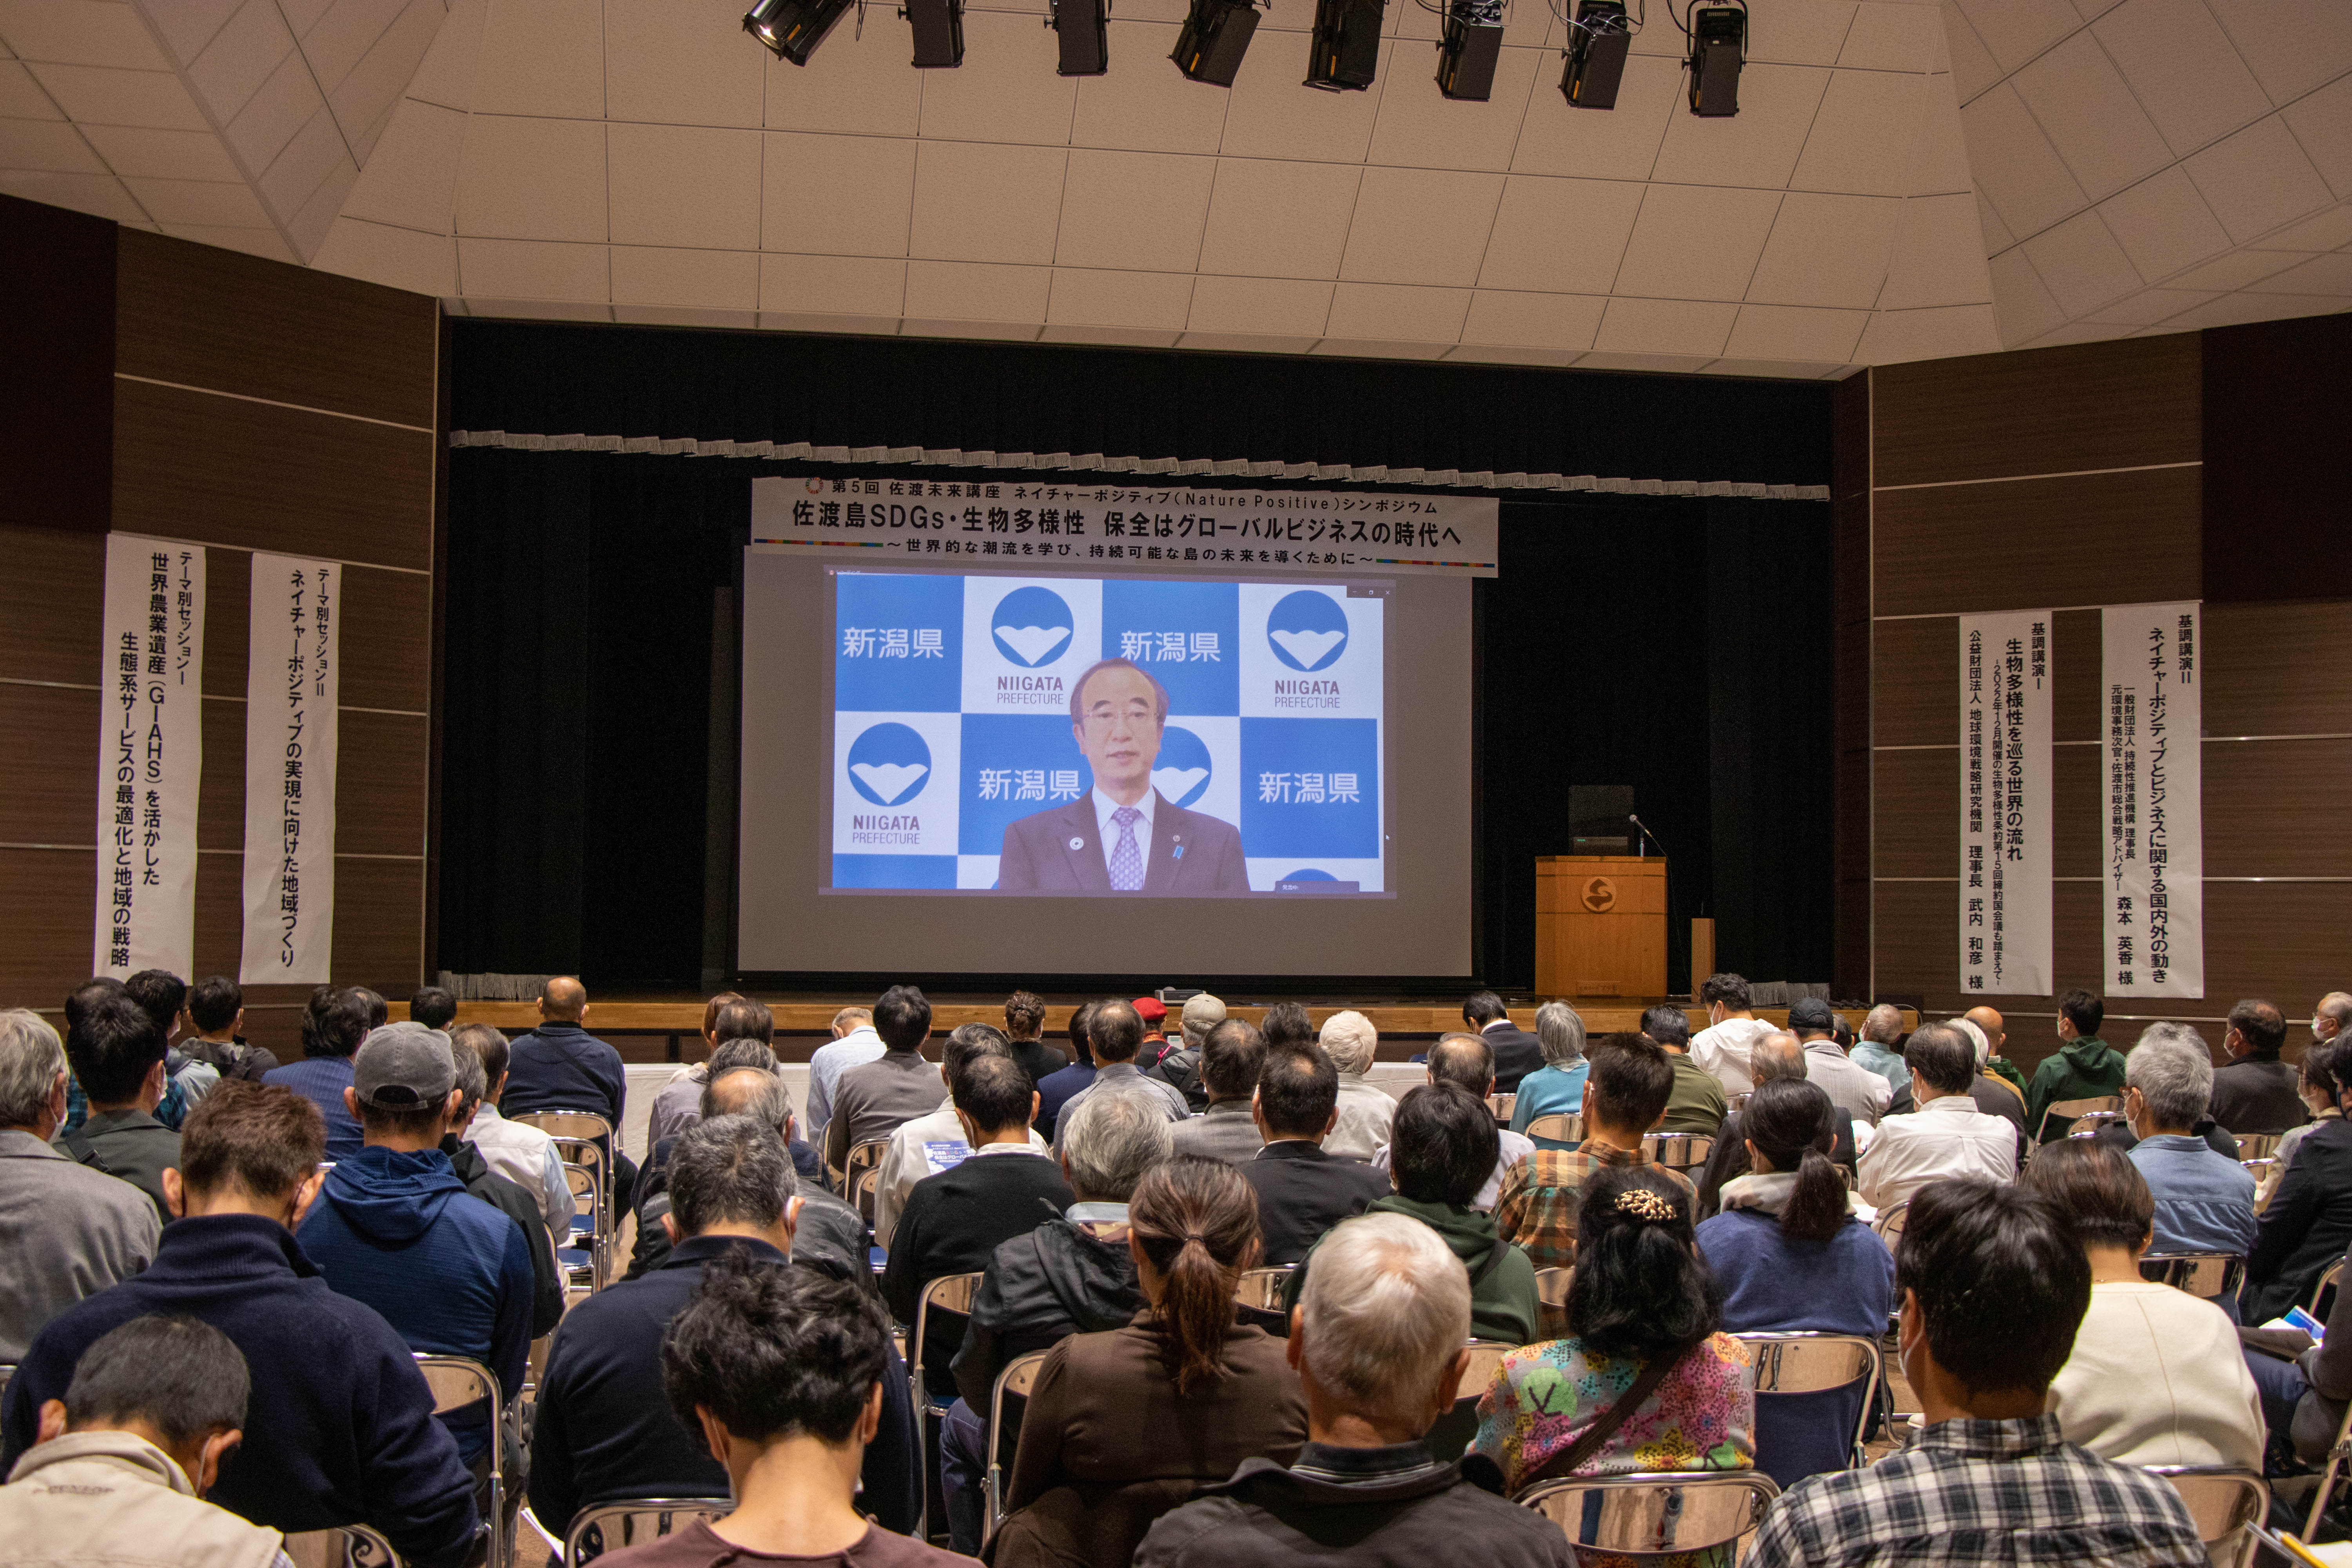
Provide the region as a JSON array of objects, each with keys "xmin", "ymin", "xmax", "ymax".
[
  {"xmin": 902, "ymin": 0, "xmax": 963, "ymax": 65},
  {"xmin": 1305, "ymin": 0, "xmax": 1385, "ymax": 90},
  {"xmin": 743, "ymin": 0, "xmax": 856, "ymax": 64},
  {"xmin": 1052, "ymin": 0, "xmax": 1110, "ymax": 75},
  {"xmin": 1560, "ymin": 0, "xmax": 1631, "ymax": 107},
  {"xmin": 1172, "ymin": 0, "xmax": 1261, "ymax": 85},
  {"xmin": 1436, "ymin": 0, "xmax": 1504, "ymax": 100},
  {"xmin": 1686, "ymin": 1, "xmax": 1743, "ymax": 114}
]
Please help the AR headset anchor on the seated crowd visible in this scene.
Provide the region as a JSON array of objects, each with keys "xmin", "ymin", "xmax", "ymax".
[{"xmin": 0, "ymin": 969, "xmax": 2342, "ymax": 1568}]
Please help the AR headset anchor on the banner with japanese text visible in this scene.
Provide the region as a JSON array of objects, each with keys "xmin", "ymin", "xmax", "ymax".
[
  {"xmin": 2103, "ymin": 602, "xmax": 2203, "ymax": 999},
  {"xmin": 91, "ymin": 535, "xmax": 206, "ymax": 978},
  {"xmin": 240, "ymin": 555, "xmax": 339, "ymax": 984},
  {"xmin": 751, "ymin": 476, "xmax": 1499, "ymax": 579},
  {"xmin": 1959, "ymin": 611, "xmax": 2052, "ymax": 996}
]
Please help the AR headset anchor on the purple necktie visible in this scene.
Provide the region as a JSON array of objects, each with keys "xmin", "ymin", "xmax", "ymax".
[{"xmin": 1108, "ymin": 806, "xmax": 1144, "ymax": 891}]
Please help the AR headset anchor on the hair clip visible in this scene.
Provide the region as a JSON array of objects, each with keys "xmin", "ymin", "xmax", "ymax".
[{"xmin": 1614, "ymin": 1187, "xmax": 1677, "ymax": 1223}]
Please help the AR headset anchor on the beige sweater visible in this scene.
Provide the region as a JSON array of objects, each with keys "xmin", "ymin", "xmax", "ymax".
[
  {"xmin": 0, "ymin": 1430, "xmax": 286, "ymax": 1568},
  {"xmin": 2045, "ymin": 1280, "xmax": 2266, "ymax": 1471}
]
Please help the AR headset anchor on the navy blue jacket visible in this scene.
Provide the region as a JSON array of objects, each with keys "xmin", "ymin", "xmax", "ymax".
[
  {"xmin": 1034, "ymin": 1062, "xmax": 1096, "ymax": 1147},
  {"xmin": 261, "ymin": 1056, "xmax": 364, "ymax": 1161},
  {"xmin": 0, "ymin": 1214, "xmax": 477, "ymax": 1567},
  {"xmin": 501, "ymin": 1022, "xmax": 627, "ymax": 1127},
  {"xmin": 528, "ymin": 1234, "xmax": 921, "ymax": 1538}
]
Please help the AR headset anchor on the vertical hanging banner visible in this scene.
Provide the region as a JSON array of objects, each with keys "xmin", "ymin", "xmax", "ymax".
[
  {"xmin": 240, "ymin": 556, "xmax": 339, "ymax": 984},
  {"xmin": 2103, "ymin": 602, "xmax": 2203, "ymax": 999},
  {"xmin": 1960, "ymin": 611, "xmax": 2053, "ymax": 996},
  {"xmin": 91, "ymin": 535, "xmax": 206, "ymax": 978}
]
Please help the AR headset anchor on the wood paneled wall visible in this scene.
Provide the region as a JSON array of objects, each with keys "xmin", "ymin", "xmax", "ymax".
[
  {"xmin": 0, "ymin": 211, "xmax": 439, "ymax": 1056},
  {"xmin": 1838, "ymin": 326, "xmax": 2352, "ymax": 1066}
]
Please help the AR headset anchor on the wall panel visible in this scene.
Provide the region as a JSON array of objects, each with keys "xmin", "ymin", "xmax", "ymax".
[
  {"xmin": 1873, "ymin": 335, "xmax": 2200, "ymax": 488},
  {"xmin": 1872, "ymin": 468, "xmax": 2202, "ymax": 614},
  {"xmin": 0, "ymin": 526, "xmax": 106, "ymax": 686},
  {"xmin": 0, "ymin": 684, "xmax": 98, "ymax": 846}
]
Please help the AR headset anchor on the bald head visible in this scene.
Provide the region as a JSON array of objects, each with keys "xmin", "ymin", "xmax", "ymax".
[
  {"xmin": 1751, "ymin": 1031, "xmax": 1807, "ymax": 1085},
  {"xmin": 540, "ymin": 976, "xmax": 587, "ymax": 1022},
  {"xmin": 1861, "ymin": 1004, "xmax": 1904, "ymax": 1046},
  {"xmin": 705, "ymin": 1065, "xmax": 791, "ymax": 1134},
  {"xmin": 1964, "ymin": 1005, "xmax": 2004, "ymax": 1055},
  {"xmin": 831, "ymin": 1007, "xmax": 871, "ymax": 1038},
  {"xmin": 2318, "ymin": 993, "xmax": 2352, "ymax": 1042}
]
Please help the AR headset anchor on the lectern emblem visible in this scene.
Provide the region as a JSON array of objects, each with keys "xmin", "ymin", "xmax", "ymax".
[{"xmin": 1582, "ymin": 877, "xmax": 1618, "ymax": 913}]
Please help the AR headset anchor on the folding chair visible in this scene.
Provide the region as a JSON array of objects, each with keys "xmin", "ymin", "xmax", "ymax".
[
  {"xmin": 413, "ymin": 1354, "xmax": 507, "ymax": 1568},
  {"xmin": 563, "ymin": 1499, "xmax": 731, "ymax": 1566},
  {"xmin": 1534, "ymin": 1265, "xmax": 1573, "ymax": 1340},
  {"xmin": 2237, "ymin": 1134, "xmax": 2285, "ymax": 1161},
  {"xmin": 557, "ymin": 1161, "xmax": 611, "ymax": 1294},
  {"xmin": 981, "ymin": 1350, "xmax": 1051, "ymax": 1547},
  {"xmin": 2278, "ymin": 1388, "xmax": 2352, "ymax": 1537},
  {"xmin": 1871, "ymin": 1200, "xmax": 1909, "ymax": 1242},
  {"xmin": 1234, "ymin": 1265, "xmax": 1295, "ymax": 1335},
  {"xmin": 2036, "ymin": 1096, "xmax": 2123, "ymax": 1143},
  {"xmin": 1642, "ymin": 1132, "xmax": 1713, "ymax": 1174},
  {"xmin": 1526, "ymin": 1112, "xmax": 1583, "ymax": 1147},
  {"xmin": 844, "ymin": 1139, "xmax": 890, "ymax": 1220},
  {"xmin": 1732, "ymin": 1332, "xmax": 1884, "ymax": 1469},
  {"xmin": 2305, "ymin": 1258, "xmax": 2344, "ymax": 1316},
  {"xmin": 1516, "ymin": 1470, "xmax": 1779, "ymax": 1562},
  {"xmin": 2139, "ymin": 1253, "xmax": 2247, "ymax": 1302},
  {"xmin": 280, "ymin": 1523, "xmax": 403, "ymax": 1567},
  {"xmin": 1488, "ymin": 1093, "xmax": 1517, "ymax": 1124},
  {"xmin": 1425, "ymin": 1339, "xmax": 1520, "ymax": 1463},
  {"xmin": 2145, "ymin": 1465, "xmax": 2267, "ymax": 1568},
  {"xmin": 909, "ymin": 1271, "xmax": 984, "ymax": 1543}
]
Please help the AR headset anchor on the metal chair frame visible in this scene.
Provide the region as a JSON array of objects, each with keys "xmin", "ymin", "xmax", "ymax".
[
  {"xmin": 2144, "ymin": 1465, "xmax": 2267, "ymax": 1568},
  {"xmin": 2139, "ymin": 1252, "xmax": 2248, "ymax": 1301},
  {"xmin": 1731, "ymin": 1331, "xmax": 1884, "ymax": 1469},
  {"xmin": 1642, "ymin": 1132, "xmax": 1713, "ymax": 1172},
  {"xmin": 1234, "ymin": 1263, "xmax": 1295, "ymax": 1335},
  {"xmin": 1488, "ymin": 1092, "xmax": 1517, "ymax": 1124},
  {"xmin": 843, "ymin": 1138, "xmax": 890, "ymax": 1215},
  {"xmin": 2036, "ymin": 1095, "xmax": 2123, "ymax": 1143},
  {"xmin": 281, "ymin": 1524, "xmax": 403, "ymax": 1567},
  {"xmin": 2290, "ymin": 1386, "xmax": 2352, "ymax": 1537},
  {"xmin": 413, "ymin": 1354, "xmax": 505, "ymax": 1568},
  {"xmin": 563, "ymin": 1498, "xmax": 731, "ymax": 1566},
  {"xmin": 1515, "ymin": 1469, "xmax": 1780, "ymax": 1561},
  {"xmin": 909, "ymin": 1271, "xmax": 984, "ymax": 1544},
  {"xmin": 2305, "ymin": 1258, "xmax": 2345, "ymax": 1316},
  {"xmin": 2236, "ymin": 1133, "xmax": 2285, "ymax": 1161},
  {"xmin": 981, "ymin": 1349, "xmax": 1051, "ymax": 1547},
  {"xmin": 556, "ymin": 1156, "xmax": 611, "ymax": 1293},
  {"xmin": 1525, "ymin": 1112, "xmax": 1583, "ymax": 1145},
  {"xmin": 1871, "ymin": 1200, "xmax": 1909, "ymax": 1241},
  {"xmin": 1534, "ymin": 1266, "xmax": 1573, "ymax": 1338}
]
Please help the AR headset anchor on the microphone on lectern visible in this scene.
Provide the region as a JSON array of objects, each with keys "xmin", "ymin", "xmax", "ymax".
[{"xmin": 1629, "ymin": 813, "xmax": 1667, "ymax": 859}]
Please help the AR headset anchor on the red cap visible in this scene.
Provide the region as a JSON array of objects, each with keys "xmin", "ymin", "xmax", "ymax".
[{"xmin": 1131, "ymin": 996, "xmax": 1167, "ymax": 1024}]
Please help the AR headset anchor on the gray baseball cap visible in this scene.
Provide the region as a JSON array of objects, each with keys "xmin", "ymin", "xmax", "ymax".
[
  {"xmin": 1180, "ymin": 992, "xmax": 1228, "ymax": 1042},
  {"xmin": 352, "ymin": 1021, "xmax": 456, "ymax": 1108}
]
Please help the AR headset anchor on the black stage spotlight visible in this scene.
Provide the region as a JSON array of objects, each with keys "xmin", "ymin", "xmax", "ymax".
[
  {"xmin": 903, "ymin": 0, "xmax": 962, "ymax": 65},
  {"xmin": 1687, "ymin": 2, "xmax": 1743, "ymax": 114},
  {"xmin": 1053, "ymin": 0, "xmax": 1109, "ymax": 74},
  {"xmin": 1436, "ymin": 0, "xmax": 1504, "ymax": 100},
  {"xmin": 1172, "ymin": 0, "xmax": 1260, "ymax": 84},
  {"xmin": 1305, "ymin": 0, "xmax": 1384, "ymax": 89},
  {"xmin": 744, "ymin": 0, "xmax": 855, "ymax": 64},
  {"xmin": 1560, "ymin": 0, "xmax": 1630, "ymax": 107}
]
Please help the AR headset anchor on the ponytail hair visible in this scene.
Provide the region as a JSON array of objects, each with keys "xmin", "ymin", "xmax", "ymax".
[
  {"xmin": 1128, "ymin": 1154, "xmax": 1264, "ymax": 1396},
  {"xmin": 1741, "ymin": 1077, "xmax": 1849, "ymax": 1244},
  {"xmin": 1568, "ymin": 1166, "xmax": 1720, "ymax": 1362}
]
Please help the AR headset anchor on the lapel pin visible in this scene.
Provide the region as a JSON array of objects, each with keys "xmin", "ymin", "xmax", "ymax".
[{"xmin": 1068, "ymin": 836, "xmax": 1085, "ymax": 851}]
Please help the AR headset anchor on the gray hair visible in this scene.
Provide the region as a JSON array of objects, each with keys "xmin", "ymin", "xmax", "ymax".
[
  {"xmin": 709, "ymin": 1038, "xmax": 779, "ymax": 1077},
  {"xmin": 1299, "ymin": 1212, "xmax": 1471, "ymax": 1431},
  {"xmin": 449, "ymin": 1034, "xmax": 488, "ymax": 1115},
  {"xmin": 0, "ymin": 1009, "xmax": 66, "ymax": 1129},
  {"xmin": 1949, "ymin": 1016, "xmax": 1990, "ymax": 1067},
  {"xmin": 670, "ymin": 1113, "xmax": 797, "ymax": 1236},
  {"xmin": 1862, "ymin": 1004, "xmax": 1904, "ymax": 1045},
  {"xmin": 2129, "ymin": 1023, "xmax": 2216, "ymax": 1130},
  {"xmin": 1535, "ymin": 1002, "xmax": 1586, "ymax": 1067},
  {"xmin": 703, "ymin": 1065, "xmax": 793, "ymax": 1134},
  {"xmin": 1061, "ymin": 1091, "xmax": 1173, "ymax": 1201},
  {"xmin": 1319, "ymin": 1010, "xmax": 1377, "ymax": 1075}
]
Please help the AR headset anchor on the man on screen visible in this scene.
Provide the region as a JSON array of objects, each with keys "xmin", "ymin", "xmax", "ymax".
[{"xmin": 997, "ymin": 657, "xmax": 1247, "ymax": 895}]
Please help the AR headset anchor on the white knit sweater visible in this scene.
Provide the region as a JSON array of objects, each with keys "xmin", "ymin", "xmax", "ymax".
[{"xmin": 2044, "ymin": 1279, "xmax": 2266, "ymax": 1471}]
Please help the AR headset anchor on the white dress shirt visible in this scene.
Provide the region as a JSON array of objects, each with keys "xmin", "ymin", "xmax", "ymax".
[
  {"xmin": 806, "ymin": 1025, "xmax": 887, "ymax": 1142},
  {"xmin": 1093, "ymin": 787, "xmax": 1157, "ymax": 869},
  {"xmin": 873, "ymin": 1101, "xmax": 1050, "ymax": 1248},
  {"xmin": 1690, "ymin": 1016, "xmax": 1774, "ymax": 1097},
  {"xmin": 464, "ymin": 1102, "xmax": 573, "ymax": 1240},
  {"xmin": 1804, "ymin": 1040, "xmax": 1896, "ymax": 1127},
  {"xmin": 1857, "ymin": 1092, "xmax": 2019, "ymax": 1210}
]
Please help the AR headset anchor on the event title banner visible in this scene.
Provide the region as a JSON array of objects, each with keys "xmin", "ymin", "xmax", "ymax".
[{"xmin": 751, "ymin": 476, "xmax": 1499, "ymax": 579}]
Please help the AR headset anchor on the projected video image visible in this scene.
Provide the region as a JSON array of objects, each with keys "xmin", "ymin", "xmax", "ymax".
[{"xmin": 828, "ymin": 571, "xmax": 1387, "ymax": 896}]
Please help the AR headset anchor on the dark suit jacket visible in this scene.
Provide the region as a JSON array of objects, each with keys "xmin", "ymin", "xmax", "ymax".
[
  {"xmin": 1237, "ymin": 1140, "xmax": 1393, "ymax": 1265},
  {"xmin": 996, "ymin": 791, "xmax": 1248, "ymax": 895},
  {"xmin": 2248, "ymin": 1117, "xmax": 2352, "ymax": 1323},
  {"xmin": 2211, "ymin": 1056, "xmax": 2310, "ymax": 1135},
  {"xmin": 1481, "ymin": 1024, "xmax": 1545, "ymax": 1094}
]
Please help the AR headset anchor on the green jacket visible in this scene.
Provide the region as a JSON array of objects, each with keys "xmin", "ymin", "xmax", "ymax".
[
  {"xmin": 2025, "ymin": 1036, "xmax": 2127, "ymax": 1141},
  {"xmin": 1983, "ymin": 1054, "xmax": 2028, "ymax": 1098},
  {"xmin": 1282, "ymin": 1192, "xmax": 1539, "ymax": 1346}
]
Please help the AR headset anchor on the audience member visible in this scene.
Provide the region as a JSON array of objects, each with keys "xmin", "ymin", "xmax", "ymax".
[
  {"xmin": 58, "ymin": 979, "xmax": 176, "ymax": 1137},
  {"xmin": 806, "ymin": 1005, "xmax": 884, "ymax": 1147},
  {"xmin": 55, "ymin": 992, "xmax": 180, "ymax": 1221},
  {"xmin": 2318, "ymin": 993, "xmax": 2352, "ymax": 1048},
  {"xmin": 2241, "ymin": 1229, "xmax": 2352, "ymax": 1471},
  {"xmin": 0, "ymin": 1314, "xmax": 285, "ymax": 1565},
  {"xmin": 2, "ymin": 1081, "xmax": 479, "ymax": 1565},
  {"xmin": 942, "ymin": 1094, "xmax": 1169, "ymax": 1552},
  {"xmin": 2261, "ymin": 1037, "xmax": 2346, "ymax": 1207},
  {"xmin": 0, "ymin": 1009, "xmax": 158, "ymax": 1361},
  {"xmin": 1744, "ymin": 1180, "xmax": 2205, "ymax": 1568},
  {"xmin": 408, "ymin": 986, "xmax": 457, "ymax": 1032},
  {"xmin": 1856, "ymin": 1023, "xmax": 2016, "ymax": 1209},
  {"xmin": 1696, "ymin": 1078, "xmax": 1892, "ymax": 1487},
  {"xmin": 2210, "ymin": 998, "xmax": 2307, "ymax": 1134},
  {"xmin": 352, "ymin": 989, "xmax": 390, "ymax": 1031},
  {"xmin": 2122, "ymin": 1023, "xmax": 2257, "ymax": 1260},
  {"xmin": 1003, "ymin": 990, "xmax": 1069, "ymax": 1093},
  {"xmin": 1646, "ymin": 1004, "xmax": 1728, "ymax": 1136},
  {"xmin": 1134, "ymin": 1212, "xmax": 1572, "ymax": 1568},
  {"xmin": 1171, "ymin": 1018, "xmax": 1269, "ymax": 1163},
  {"xmin": 1508, "ymin": 1002, "xmax": 1590, "ymax": 1148},
  {"xmin": 446, "ymin": 1022, "xmax": 573, "ymax": 1243},
  {"xmin": 646, "ymin": 994, "xmax": 774, "ymax": 1149},
  {"xmin": 1289, "ymin": 1084, "xmax": 1536, "ymax": 1344},
  {"xmin": 176, "ymin": 976, "xmax": 278, "ymax": 1084},
  {"xmin": 2245, "ymin": 1039, "xmax": 2352, "ymax": 1323},
  {"xmin": 994, "ymin": 1156, "xmax": 1307, "ymax": 1568},
  {"xmin": 1695, "ymin": 1034, "xmax": 1860, "ymax": 1218},
  {"xmin": 1148, "ymin": 993, "xmax": 1230, "ymax": 1110},
  {"xmin": 500, "ymin": 975, "xmax": 635, "ymax": 1209},
  {"xmin": 296, "ymin": 1023, "xmax": 534, "ymax": 1474},
  {"xmin": 2023, "ymin": 1139, "xmax": 2263, "ymax": 1471},
  {"xmin": 1462, "ymin": 992, "xmax": 1542, "ymax": 1094},
  {"xmin": 1849, "ymin": 1004, "xmax": 1909, "ymax": 1093},
  {"xmin": 882, "ymin": 1051, "xmax": 1073, "ymax": 1392},
  {"xmin": 533, "ymin": 1114, "xmax": 919, "ymax": 1542},
  {"xmin": 1789, "ymin": 998, "xmax": 1891, "ymax": 1127},
  {"xmin": 1879, "ymin": 1019, "xmax": 2030, "ymax": 1160},
  {"xmin": 1035, "ymin": 1000, "xmax": 1100, "ymax": 1147},
  {"xmin": 441, "ymin": 1034, "xmax": 565, "ymax": 1337},
  {"xmin": 1238, "ymin": 1043, "xmax": 1392, "ymax": 1266},
  {"xmin": 641, "ymin": 1040, "xmax": 813, "ymax": 1201},
  {"xmin": 1318, "ymin": 1010, "xmax": 1394, "ymax": 1158},
  {"xmin": 588, "ymin": 1250, "xmax": 948, "ymax": 1568},
  {"xmin": 125, "ymin": 969, "xmax": 214, "ymax": 1118},
  {"xmin": 1050, "ymin": 999, "xmax": 1188, "ymax": 1151},
  {"xmin": 826, "ymin": 985, "xmax": 953, "ymax": 1173},
  {"xmin": 2025, "ymin": 988, "xmax": 2128, "ymax": 1143},
  {"xmin": 1374, "ymin": 1034, "xmax": 1531, "ymax": 1210},
  {"xmin": 1691, "ymin": 973, "xmax": 1771, "ymax": 1096},
  {"xmin": 1964, "ymin": 1004, "xmax": 2028, "ymax": 1098},
  {"xmin": 1132, "ymin": 996, "xmax": 1172, "ymax": 1068},
  {"xmin": 1472, "ymin": 1167, "xmax": 1753, "ymax": 1491},
  {"xmin": 261, "ymin": 986, "xmax": 372, "ymax": 1161},
  {"xmin": 1260, "ymin": 1002, "xmax": 1314, "ymax": 1050},
  {"xmin": 1496, "ymin": 1033, "xmax": 1687, "ymax": 1269},
  {"xmin": 874, "ymin": 1024, "xmax": 1047, "ymax": 1248},
  {"xmin": 631, "ymin": 1067, "xmax": 868, "ymax": 1281}
]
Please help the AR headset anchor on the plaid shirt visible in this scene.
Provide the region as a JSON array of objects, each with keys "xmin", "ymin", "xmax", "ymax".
[
  {"xmin": 1746, "ymin": 1414, "xmax": 2207, "ymax": 1568},
  {"xmin": 1493, "ymin": 1142, "xmax": 1695, "ymax": 1269}
]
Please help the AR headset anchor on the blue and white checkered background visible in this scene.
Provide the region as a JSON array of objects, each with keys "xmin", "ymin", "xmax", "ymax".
[{"xmin": 831, "ymin": 572, "xmax": 1384, "ymax": 892}]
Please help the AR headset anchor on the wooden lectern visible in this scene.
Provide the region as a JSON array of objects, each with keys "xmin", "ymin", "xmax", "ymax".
[{"xmin": 1535, "ymin": 856, "xmax": 1667, "ymax": 997}]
